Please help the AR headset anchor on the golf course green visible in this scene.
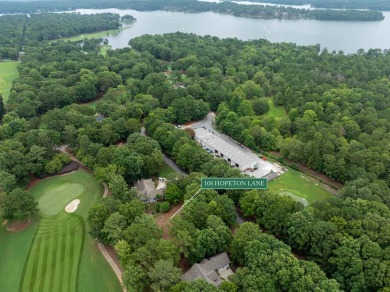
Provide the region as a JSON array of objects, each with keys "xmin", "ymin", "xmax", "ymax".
[{"xmin": 0, "ymin": 171, "xmax": 121, "ymax": 292}]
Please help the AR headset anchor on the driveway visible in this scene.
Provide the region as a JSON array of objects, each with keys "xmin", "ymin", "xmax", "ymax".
[{"xmin": 141, "ymin": 127, "xmax": 188, "ymax": 177}]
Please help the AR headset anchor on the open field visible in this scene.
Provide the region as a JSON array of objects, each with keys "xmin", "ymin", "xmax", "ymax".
[
  {"xmin": 0, "ymin": 61, "xmax": 19, "ymax": 103},
  {"xmin": 83, "ymin": 98, "xmax": 101, "ymax": 110},
  {"xmin": 0, "ymin": 171, "xmax": 121, "ymax": 292},
  {"xmin": 269, "ymin": 168, "xmax": 333, "ymax": 204},
  {"xmin": 263, "ymin": 98, "xmax": 288, "ymax": 119},
  {"xmin": 54, "ymin": 28, "xmax": 126, "ymax": 43},
  {"xmin": 99, "ymin": 44, "xmax": 112, "ymax": 57}
]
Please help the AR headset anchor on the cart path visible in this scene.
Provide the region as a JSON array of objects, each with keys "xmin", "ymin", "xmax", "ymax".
[{"xmin": 58, "ymin": 145, "xmax": 125, "ymax": 290}]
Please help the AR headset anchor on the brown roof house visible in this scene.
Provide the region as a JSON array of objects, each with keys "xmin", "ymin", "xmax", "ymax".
[
  {"xmin": 134, "ymin": 178, "xmax": 166, "ymax": 203},
  {"xmin": 181, "ymin": 252, "xmax": 234, "ymax": 287}
]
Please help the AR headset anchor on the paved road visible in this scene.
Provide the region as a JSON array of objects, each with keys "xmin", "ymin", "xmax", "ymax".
[
  {"xmin": 189, "ymin": 112, "xmax": 216, "ymax": 132},
  {"xmin": 236, "ymin": 212, "xmax": 245, "ymax": 225},
  {"xmin": 141, "ymin": 127, "xmax": 188, "ymax": 177},
  {"xmin": 163, "ymin": 155, "xmax": 188, "ymax": 177}
]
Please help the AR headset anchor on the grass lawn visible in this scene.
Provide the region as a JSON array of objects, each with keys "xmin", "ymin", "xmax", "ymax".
[
  {"xmin": 0, "ymin": 61, "xmax": 19, "ymax": 103},
  {"xmin": 53, "ymin": 28, "xmax": 126, "ymax": 43},
  {"xmin": 269, "ymin": 168, "xmax": 333, "ymax": 205},
  {"xmin": 83, "ymin": 99, "xmax": 101, "ymax": 110},
  {"xmin": 263, "ymin": 98, "xmax": 288, "ymax": 120},
  {"xmin": 4, "ymin": 171, "xmax": 122, "ymax": 292},
  {"xmin": 99, "ymin": 44, "xmax": 112, "ymax": 57},
  {"xmin": 158, "ymin": 163, "xmax": 176, "ymax": 178}
]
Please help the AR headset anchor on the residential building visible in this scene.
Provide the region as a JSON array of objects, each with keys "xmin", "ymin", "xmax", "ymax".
[
  {"xmin": 134, "ymin": 178, "xmax": 165, "ymax": 203},
  {"xmin": 181, "ymin": 252, "xmax": 234, "ymax": 287}
]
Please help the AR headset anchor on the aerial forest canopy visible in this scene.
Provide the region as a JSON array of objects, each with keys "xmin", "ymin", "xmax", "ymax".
[
  {"xmin": 130, "ymin": 33, "xmax": 390, "ymax": 191},
  {"xmin": 0, "ymin": 13, "xmax": 390, "ymax": 290},
  {"xmin": 0, "ymin": 13, "xmax": 121, "ymax": 59},
  {"xmin": 0, "ymin": 0, "xmax": 385, "ymax": 21}
]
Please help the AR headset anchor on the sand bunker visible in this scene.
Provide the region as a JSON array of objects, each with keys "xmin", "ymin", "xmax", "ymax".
[{"xmin": 65, "ymin": 199, "xmax": 80, "ymax": 213}]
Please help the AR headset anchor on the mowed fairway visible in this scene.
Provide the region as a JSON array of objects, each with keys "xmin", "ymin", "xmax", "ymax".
[
  {"xmin": 0, "ymin": 61, "xmax": 19, "ymax": 103},
  {"xmin": 21, "ymin": 214, "xmax": 84, "ymax": 292},
  {"xmin": 269, "ymin": 168, "xmax": 333, "ymax": 205},
  {"xmin": 18, "ymin": 171, "xmax": 121, "ymax": 292},
  {"xmin": 0, "ymin": 222, "xmax": 38, "ymax": 292}
]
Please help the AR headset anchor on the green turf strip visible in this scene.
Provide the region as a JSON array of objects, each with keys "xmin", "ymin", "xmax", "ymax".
[
  {"xmin": 0, "ymin": 171, "xmax": 121, "ymax": 292},
  {"xmin": 21, "ymin": 213, "xmax": 84, "ymax": 292}
]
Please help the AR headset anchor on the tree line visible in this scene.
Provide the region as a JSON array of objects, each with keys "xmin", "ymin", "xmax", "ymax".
[
  {"xmin": 0, "ymin": 13, "xmax": 121, "ymax": 60},
  {"xmin": 0, "ymin": 0, "xmax": 384, "ymax": 21}
]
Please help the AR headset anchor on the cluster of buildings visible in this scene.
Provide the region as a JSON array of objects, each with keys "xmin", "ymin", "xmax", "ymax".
[{"xmin": 194, "ymin": 127, "xmax": 256, "ymax": 171}]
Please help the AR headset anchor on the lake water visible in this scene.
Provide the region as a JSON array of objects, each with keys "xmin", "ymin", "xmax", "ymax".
[{"xmin": 75, "ymin": 8, "xmax": 390, "ymax": 54}]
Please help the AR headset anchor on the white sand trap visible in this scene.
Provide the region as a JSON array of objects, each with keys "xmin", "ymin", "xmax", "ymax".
[{"xmin": 65, "ymin": 199, "xmax": 80, "ymax": 213}]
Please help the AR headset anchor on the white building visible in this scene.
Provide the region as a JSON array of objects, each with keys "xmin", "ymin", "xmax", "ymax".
[{"xmin": 194, "ymin": 128, "xmax": 255, "ymax": 171}]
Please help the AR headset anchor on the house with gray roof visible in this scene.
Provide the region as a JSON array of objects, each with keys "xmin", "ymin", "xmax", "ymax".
[
  {"xmin": 181, "ymin": 252, "xmax": 234, "ymax": 287},
  {"xmin": 134, "ymin": 178, "xmax": 165, "ymax": 203}
]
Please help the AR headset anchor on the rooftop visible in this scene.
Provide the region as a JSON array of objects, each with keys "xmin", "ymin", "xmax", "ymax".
[
  {"xmin": 134, "ymin": 178, "xmax": 164, "ymax": 199},
  {"xmin": 194, "ymin": 128, "xmax": 254, "ymax": 168},
  {"xmin": 181, "ymin": 252, "xmax": 232, "ymax": 287}
]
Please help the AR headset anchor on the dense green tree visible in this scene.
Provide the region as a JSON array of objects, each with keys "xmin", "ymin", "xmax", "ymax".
[
  {"xmin": 0, "ymin": 171, "xmax": 17, "ymax": 193},
  {"xmin": 170, "ymin": 217, "xmax": 197, "ymax": 258},
  {"xmin": 208, "ymin": 195, "xmax": 236, "ymax": 226},
  {"xmin": 190, "ymin": 215, "xmax": 232, "ymax": 263},
  {"xmin": 165, "ymin": 183, "xmax": 182, "ymax": 205},
  {"xmin": 0, "ymin": 95, "xmax": 4, "ymax": 121},
  {"xmin": 122, "ymin": 263, "xmax": 148, "ymax": 292},
  {"xmin": 87, "ymin": 203, "xmax": 110, "ymax": 242},
  {"xmin": 182, "ymin": 201, "xmax": 211, "ymax": 229},
  {"xmin": 123, "ymin": 214, "xmax": 163, "ymax": 249},
  {"xmin": 0, "ymin": 189, "xmax": 38, "ymax": 224},
  {"xmin": 148, "ymin": 260, "xmax": 181, "ymax": 291},
  {"xmin": 118, "ymin": 199, "xmax": 145, "ymax": 226},
  {"xmin": 102, "ymin": 211, "xmax": 126, "ymax": 245},
  {"xmin": 108, "ymin": 174, "xmax": 131, "ymax": 201},
  {"xmin": 114, "ymin": 239, "xmax": 132, "ymax": 266},
  {"xmin": 231, "ymin": 222, "xmax": 263, "ymax": 264},
  {"xmin": 252, "ymin": 98, "xmax": 270, "ymax": 115},
  {"xmin": 170, "ymin": 280, "xmax": 219, "ymax": 292}
]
